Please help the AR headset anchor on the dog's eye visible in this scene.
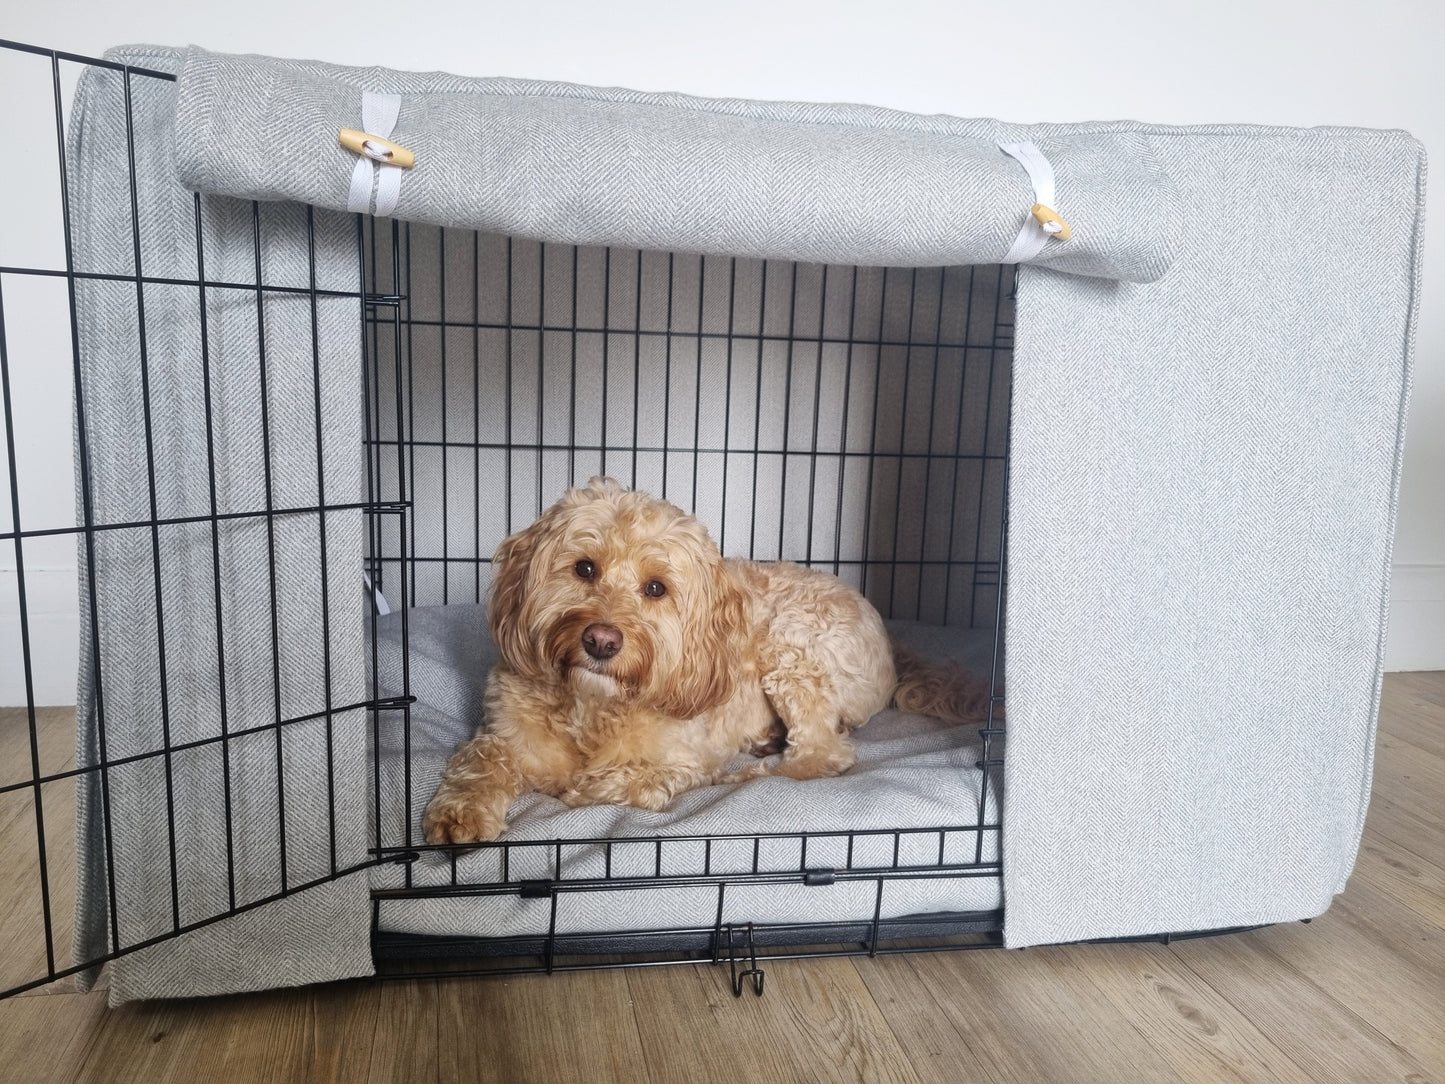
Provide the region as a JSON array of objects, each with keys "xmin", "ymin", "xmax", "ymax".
[
  {"xmin": 574, "ymin": 559, "xmax": 596, "ymax": 580},
  {"xmin": 643, "ymin": 579, "xmax": 667, "ymax": 599}
]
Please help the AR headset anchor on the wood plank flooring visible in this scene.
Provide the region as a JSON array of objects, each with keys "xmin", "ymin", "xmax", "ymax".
[{"xmin": 1, "ymin": 672, "xmax": 1442, "ymax": 1084}]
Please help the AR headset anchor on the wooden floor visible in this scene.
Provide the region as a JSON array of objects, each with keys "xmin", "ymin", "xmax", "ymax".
[{"xmin": 1, "ymin": 672, "xmax": 1442, "ymax": 1084}]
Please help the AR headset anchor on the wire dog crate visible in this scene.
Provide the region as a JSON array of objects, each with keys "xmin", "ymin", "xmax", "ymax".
[
  {"xmin": 6, "ymin": 35, "xmax": 1415, "ymax": 1003},
  {"xmin": 0, "ymin": 40, "xmax": 1010, "ymax": 998},
  {"xmin": 360, "ymin": 224, "xmax": 1013, "ymax": 982}
]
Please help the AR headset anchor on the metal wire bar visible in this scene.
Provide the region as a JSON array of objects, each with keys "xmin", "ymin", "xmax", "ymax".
[
  {"xmin": 364, "ymin": 312, "xmax": 1005, "ymax": 353},
  {"xmin": 383, "ymin": 821, "xmax": 999, "ymax": 873},
  {"xmin": 802, "ymin": 265, "xmax": 828, "ymax": 566},
  {"xmin": 370, "ymin": 863, "xmax": 1002, "ymax": 902},
  {"xmin": 362, "ymin": 221, "xmax": 387, "ymax": 867},
  {"xmin": 250, "ymin": 201, "xmax": 290, "ymax": 893},
  {"xmin": 0, "ymin": 496, "xmax": 429, "ymax": 545},
  {"xmin": 0, "ymin": 694, "xmax": 414, "ymax": 800},
  {"xmin": 355, "ymin": 436, "xmax": 1003, "ymax": 463},
  {"xmin": 405, "ymin": 222, "xmax": 419, "ymax": 606},
  {"xmin": 121, "ymin": 63, "xmax": 183, "ymax": 935},
  {"xmin": 193, "ymin": 192, "xmax": 241, "ymax": 912},
  {"xmin": 1, "ymin": 263, "xmax": 365, "ymax": 301},
  {"xmin": 857, "ymin": 268, "xmax": 891, "ymax": 600},
  {"xmin": 941, "ymin": 265, "xmax": 980, "ymax": 626},
  {"xmin": 51, "ymin": 43, "xmax": 124, "ymax": 970},
  {"xmin": 718, "ymin": 257, "xmax": 738, "ymax": 550},
  {"xmin": 0, "ymin": 37, "xmax": 176, "ymax": 79},
  {"xmin": 303, "ymin": 205, "xmax": 340, "ymax": 875},
  {"xmin": 438, "ymin": 228, "xmax": 449, "ymax": 605},
  {"xmin": 472, "ymin": 231, "xmax": 483, "ymax": 601},
  {"xmin": 915, "ymin": 267, "xmax": 951, "ymax": 619}
]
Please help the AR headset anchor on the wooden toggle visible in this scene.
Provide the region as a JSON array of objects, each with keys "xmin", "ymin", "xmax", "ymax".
[
  {"xmin": 1030, "ymin": 203, "xmax": 1072, "ymax": 241},
  {"xmin": 338, "ymin": 128, "xmax": 415, "ymax": 169}
]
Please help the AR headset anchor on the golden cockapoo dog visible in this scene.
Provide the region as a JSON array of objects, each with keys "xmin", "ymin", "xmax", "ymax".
[{"xmin": 423, "ymin": 478, "xmax": 993, "ymax": 844}]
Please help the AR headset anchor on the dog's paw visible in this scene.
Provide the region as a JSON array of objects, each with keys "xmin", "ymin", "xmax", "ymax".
[
  {"xmin": 422, "ymin": 801, "xmax": 507, "ymax": 845},
  {"xmin": 775, "ymin": 741, "xmax": 858, "ymax": 780},
  {"xmin": 747, "ymin": 718, "xmax": 789, "ymax": 757},
  {"xmin": 556, "ymin": 787, "xmax": 593, "ymax": 809},
  {"xmin": 621, "ymin": 783, "xmax": 675, "ymax": 812},
  {"xmin": 559, "ymin": 773, "xmax": 676, "ymax": 812}
]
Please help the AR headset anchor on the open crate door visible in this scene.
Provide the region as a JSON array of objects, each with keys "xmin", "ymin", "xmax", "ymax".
[{"xmin": 0, "ymin": 39, "xmax": 378, "ymax": 1000}]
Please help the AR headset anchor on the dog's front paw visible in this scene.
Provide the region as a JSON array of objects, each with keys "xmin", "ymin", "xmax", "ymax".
[
  {"xmin": 620, "ymin": 782, "xmax": 675, "ymax": 812},
  {"xmin": 559, "ymin": 771, "xmax": 676, "ymax": 812},
  {"xmin": 556, "ymin": 785, "xmax": 594, "ymax": 809},
  {"xmin": 747, "ymin": 718, "xmax": 789, "ymax": 757},
  {"xmin": 775, "ymin": 741, "xmax": 858, "ymax": 780},
  {"xmin": 422, "ymin": 798, "xmax": 507, "ymax": 845}
]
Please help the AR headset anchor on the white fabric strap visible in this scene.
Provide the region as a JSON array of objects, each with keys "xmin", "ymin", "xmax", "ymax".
[
  {"xmin": 999, "ymin": 141, "xmax": 1060, "ymax": 264},
  {"xmin": 362, "ymin": 572, "xmax": 392, "ymax": 616},
  {"xmin": 346, "ymin": 91, "xmax": 405, "ymax": 216}
]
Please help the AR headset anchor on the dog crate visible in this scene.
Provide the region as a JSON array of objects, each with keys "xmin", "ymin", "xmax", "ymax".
[{"xmin": 0, "ymin": 40, "xmax": 1423, "ymax": 1003}]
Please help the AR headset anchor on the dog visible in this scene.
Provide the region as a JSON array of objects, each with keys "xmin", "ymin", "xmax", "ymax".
[{"xmin": 422, "ymin": 477, "xmax": 994, "ymax": 844}]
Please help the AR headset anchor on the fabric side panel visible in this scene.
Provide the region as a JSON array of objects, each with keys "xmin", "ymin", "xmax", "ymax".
[
  {"xmin": 1002, "ymin": 129, "xmax": 1423, "ymax": 947},
  {"xmin": 68, "ymin": 48, "xmax": 374, "ymax": 1001}
]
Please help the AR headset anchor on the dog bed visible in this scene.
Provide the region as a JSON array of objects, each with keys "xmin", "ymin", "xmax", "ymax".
[{"xmin": 368, "ymin": 603, "xmax": 1003, "ymax": 940}]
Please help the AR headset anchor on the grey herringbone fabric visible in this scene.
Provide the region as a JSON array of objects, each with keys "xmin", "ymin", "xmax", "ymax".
[
  {"xmin": 69, "ymin": 48, "xmax": 374, "ymax": 1001},
  {"xmin": 171, "ymin": 47, "xmax": 1179, "ymax": 282},
  {"xmin": 1003, "ymin": 128, "xmax": 1424, "ymax": 946}
]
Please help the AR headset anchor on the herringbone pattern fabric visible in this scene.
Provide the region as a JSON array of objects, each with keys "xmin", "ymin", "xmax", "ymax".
[
  {"xmin": 172, "ymin": 47, "xmax": 1179, "ymax": 282},
  {"xmin": 69, "ymin": 48, "xmax": 375, "ymax": 1002},
  {"xmin": 1004, "ymin": 128, "xmax": 1424, "ymax": 946}
]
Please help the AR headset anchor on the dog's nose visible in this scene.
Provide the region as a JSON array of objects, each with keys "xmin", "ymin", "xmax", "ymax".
[{"xmin": 582, "ymin": 623, "xmax": 623, "ymax": 660}]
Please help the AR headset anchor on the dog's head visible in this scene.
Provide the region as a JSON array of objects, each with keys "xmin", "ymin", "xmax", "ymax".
[{"xmin": 489, "ymin": 478, "xmax": 745, "ymax": 718}]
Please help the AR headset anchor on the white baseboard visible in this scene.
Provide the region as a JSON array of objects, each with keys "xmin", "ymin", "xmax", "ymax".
[{"xmin": 1386, "ymin": 563, "xmax": 1445, "ymax": 672}]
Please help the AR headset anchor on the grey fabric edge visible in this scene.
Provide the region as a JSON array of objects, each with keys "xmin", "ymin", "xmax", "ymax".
[
  {"xmin": 103, "ymin": 43, "xmax": 1421, "ymax": 150},
  {"xmin": 104, "ymin": 870, "xmax": 376, "ymax": 1005},
  {"xmin": 1339, "ymin": 137, "xmax": 1429, "ymax": 895},
  {"xmin": 168, "ymin": 44, "xmax": 1418, "ymax": 148},
  {"xmin": 67, "ymin": 55, "xmax": 128, "ymax": 997}
]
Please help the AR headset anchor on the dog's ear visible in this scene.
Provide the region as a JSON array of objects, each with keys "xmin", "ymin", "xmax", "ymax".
[
  {"xmin": 488, "ymin": 518, "xmax": 550, "ymax": 680},
  {"xmin": 656, "ymin": 560, "xmax": 746, "ymax": 719}
]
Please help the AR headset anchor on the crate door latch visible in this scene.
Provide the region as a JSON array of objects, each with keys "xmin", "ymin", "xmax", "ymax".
[{"xmin": 724, "ymin": 923, "xmax": 765, "ymax": 997}]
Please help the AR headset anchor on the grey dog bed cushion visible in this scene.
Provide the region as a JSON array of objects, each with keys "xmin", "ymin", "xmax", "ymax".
[{"xmin": 368, "ymin": 603, "xmax": 1003, "ymax": 938}]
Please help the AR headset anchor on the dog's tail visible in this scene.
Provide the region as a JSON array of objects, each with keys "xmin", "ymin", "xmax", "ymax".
[{"xmin": 891, "ymin": 645, "xmax": 1000, "ymax": 724}]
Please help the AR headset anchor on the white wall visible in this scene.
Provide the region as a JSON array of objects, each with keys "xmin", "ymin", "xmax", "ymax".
[{"xmin": 3, "ymin": 0, "xmax": 1442, "ymax": 703}]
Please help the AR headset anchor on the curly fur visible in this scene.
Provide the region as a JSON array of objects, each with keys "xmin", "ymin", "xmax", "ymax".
[{"xmin": 423, "ymin": 478, "xmax": 995, "ymax": 844}]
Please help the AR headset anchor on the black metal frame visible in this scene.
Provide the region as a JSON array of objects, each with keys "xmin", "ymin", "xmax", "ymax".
[{"xmin": 0, "ymin": 38, "xmax": 1013, "ymax": 999}]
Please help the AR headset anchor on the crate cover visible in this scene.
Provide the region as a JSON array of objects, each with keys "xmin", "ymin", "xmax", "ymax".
[{"xmin": 68, "ymin": 45, "xmax": 1423, "ymax": 1001}]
